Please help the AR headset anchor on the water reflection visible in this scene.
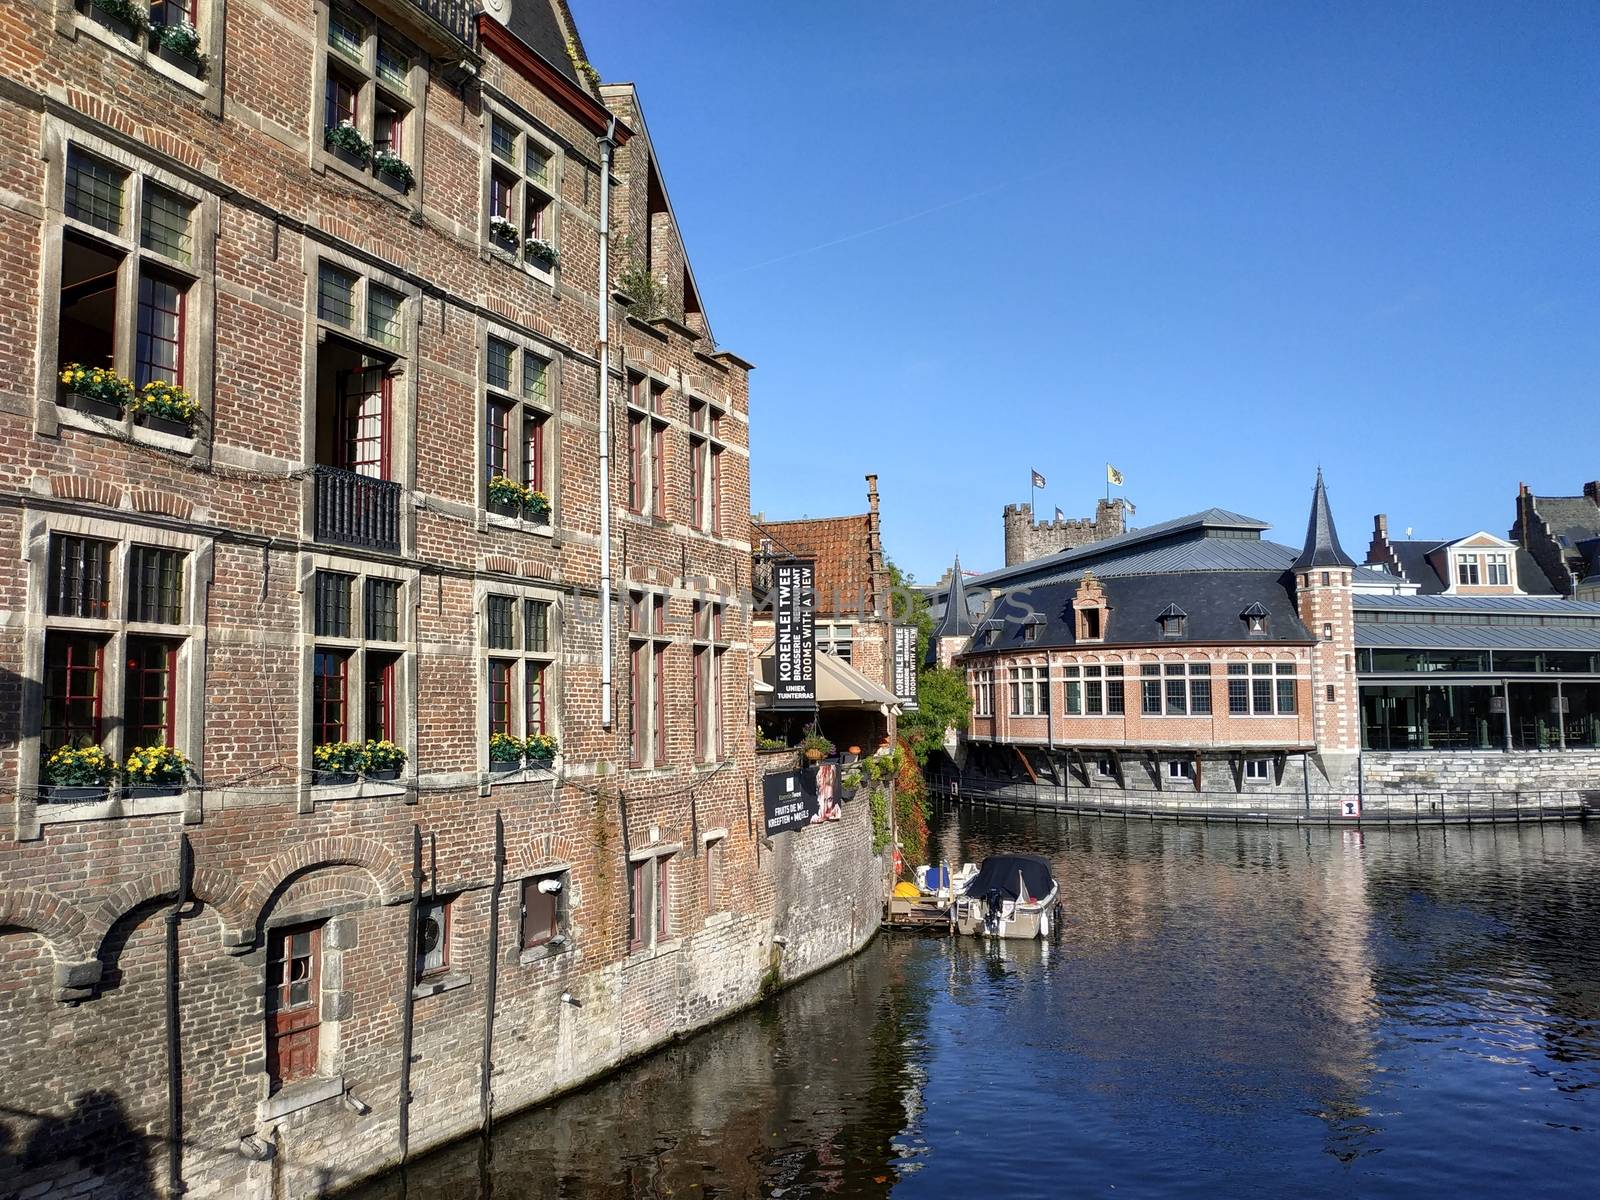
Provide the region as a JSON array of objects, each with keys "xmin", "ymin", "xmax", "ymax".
[{"xmin": 350, "ymin": 813, "xmax": 1600, "ymax": 1199}]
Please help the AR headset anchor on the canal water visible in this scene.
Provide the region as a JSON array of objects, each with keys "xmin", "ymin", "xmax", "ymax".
[{"xmin": 352, "ymin": 807, "xmax": 1600, "ymax": 1199}]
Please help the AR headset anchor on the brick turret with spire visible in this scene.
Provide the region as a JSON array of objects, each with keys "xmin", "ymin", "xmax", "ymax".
[
  {"xmin": 1293, "ymin": 470, "xmax": 1360, "ymax": 755},
  {"xmin": 927, "ymin": 554, "xmax": 974, "ymax": 669}
]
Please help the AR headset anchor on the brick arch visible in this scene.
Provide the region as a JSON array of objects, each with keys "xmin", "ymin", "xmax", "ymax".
[
  {"xmin": 508, "ymin": 831, "xmax": 586, "ymax": 877},
  {"xmin": 80, "ymin": 864, "xmax": 248, "ymax": 958},
  {"xmin": 232, "ymin": 835, "xmax": 409, "ymax": 945},
  {"xmin": 0, "ymin": 887, "xmax": 91, "ymax": 963}
]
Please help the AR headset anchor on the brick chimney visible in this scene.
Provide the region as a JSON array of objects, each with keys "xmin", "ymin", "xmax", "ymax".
[
  {"xmin": 1584, "ymin": 481, "xmax": 1600, "ymax": 505},
  {"xmin": 865, "ymin": 473, "xmax": 886, "ymax": 617}
]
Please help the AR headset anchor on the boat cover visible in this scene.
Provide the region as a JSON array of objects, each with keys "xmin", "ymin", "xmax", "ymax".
[{"xmin": 964, "ymin": 854, "xmax": 1055, "ymax": 903}]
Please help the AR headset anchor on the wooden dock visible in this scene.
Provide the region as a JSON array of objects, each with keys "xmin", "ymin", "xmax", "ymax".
[{"xmin": 886, "ymin": 895, "xmax": 954, "ymax": 934}]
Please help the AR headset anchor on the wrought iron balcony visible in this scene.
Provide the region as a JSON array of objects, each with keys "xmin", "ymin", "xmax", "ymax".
[
  {"xmin": 410, "ymin": 0, "xmax": 479, "ymax": 48},
  {"xmin": 312, "ymin": 466, "xmax": 401, "ymax": 554}
]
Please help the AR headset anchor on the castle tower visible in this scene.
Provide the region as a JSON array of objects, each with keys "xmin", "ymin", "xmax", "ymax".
[
  {"xmin": 1001, "ymin": 498, "xmax": 1130, "ymax": 566},
  {"xmin": 1292, "ymin": 470, "xmax": 1360, "ymax": 755}
]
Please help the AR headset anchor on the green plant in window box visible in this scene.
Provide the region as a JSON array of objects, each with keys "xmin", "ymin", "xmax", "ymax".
[
  {"xmin": 487, "ymin": 474, "xmax": 528, "ymax": 515},
  {"xmin": 488, "ymin": 214, "xmax": 519, "ymax": 248},
  {"xmin": 92, "ymin": 0, "xmax": 150, "ymax": 38},
  {"xmin": 372, "ymin": 149, "xmax": 414, "ymax": 192},
  {"xmin": 323, "ymin": 119, "xmax": 372, "ymax": 167},
  {"xmin": 489, "ymin": 732, "xmax": 524, "ymax": 772},
  {"xmin": 312, "ymin": 740, "xmax": 364, "ymax": 784},
  {"xmin": 524, "ymin": 237, "xmax": 559, "ymax": 268},
  {"xmin": 756, "ymin": 734, "xmax": 790, "ymax": 752},
  {"xmin": 41, "ymin": 743, "xmax": 116, "ymax": 804},
  {"xmin": 361, "ymin": 739, "xmax": 407, "ymax": 780},
  {"xmin": 525, "ymin": 733, "xmax": 558, "ymax": 767},
  {"xmin": 154, "ymin": 19, "xmax": 207, "ymax": 73},
  {"xmin": 129, "ymin": 378, "xmax": 198, "ymax": 436},
  {"xmin": 59, "ymin": 363, "xmax": 134, "ymax": 419},
  {"xmin": 123, "ymin": 744, "xmax": 192, "ymax": 796},
  {"xmin": 525, "ymin": 489, "xmax": 551, "ymax": 524}
]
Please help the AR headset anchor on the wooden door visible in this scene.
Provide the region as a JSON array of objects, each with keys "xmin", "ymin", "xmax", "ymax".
[{"xmin": 266, "ymin": 923, "xmax": 321, "ymax": 1090}]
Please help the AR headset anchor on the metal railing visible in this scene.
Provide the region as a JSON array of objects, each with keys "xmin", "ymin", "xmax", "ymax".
[
  {"xmin": 927, "ymin": 769, "xmax": 1593, "ymax": 826},
  {"xmin": 411, "ymin": 0, "xmax": 479, "ymax": 47},
  {"xmin": 312, "ymin": 466, "xmax": 401, "ymax": 553}
]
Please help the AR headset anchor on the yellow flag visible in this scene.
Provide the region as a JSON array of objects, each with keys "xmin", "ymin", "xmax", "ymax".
[{"xmin": 1106, "ymin": 464, "xmax": 1124, "ymax": 486}]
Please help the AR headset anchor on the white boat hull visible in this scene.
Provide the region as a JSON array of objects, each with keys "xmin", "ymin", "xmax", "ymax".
[{"xmin": 954, "ymin": 885, "xmax": 1059, "ymax": 940}]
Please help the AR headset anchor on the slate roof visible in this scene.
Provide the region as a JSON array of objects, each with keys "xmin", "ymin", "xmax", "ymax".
[
  {"xmin": 504, "ymin": 0, "xmax": 587, "ymax": 90},
  {"xmin": 1530, "ymin": 496, "xmax": 1600, "ymax": 547},
  {"xmin": 752, "ymin": 514, "xmax": 873, "ymax": 617},
  {"xmin": 966, "ymin": 571, "xmax": 1312, "ymax": 654},
  {"xmin": 1356, "ymin": 623, "xmax": 1600, "ymax": 653},
  {"xmin": 1291, "ymin": 470, "xmax": 1356, "ymax": 569},
  {"xmin": 932, "ymin": 557, "xmax": 973, "ymax": 639},
  {"xmin": 958, "ymin": 508, "xmax": 1271, "ymax": 593},
  {"xmin": 1381, "ymin": 540, "xmax": 1559, "ymax": 595},
  {"xmin": 1353, "ymin": 594, "xmax": 1600, "ymax": 615}
]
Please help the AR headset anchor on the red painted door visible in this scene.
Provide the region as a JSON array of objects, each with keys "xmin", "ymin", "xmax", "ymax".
[{"xmin": 266, "ymin": 923, "xmax": 321, "ymax": 1090}]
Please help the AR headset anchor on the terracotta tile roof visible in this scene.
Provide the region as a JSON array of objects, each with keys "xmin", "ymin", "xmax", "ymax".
[{"xmin": 752, "ymin": 513, "xmax": 873, "ymax": 617}]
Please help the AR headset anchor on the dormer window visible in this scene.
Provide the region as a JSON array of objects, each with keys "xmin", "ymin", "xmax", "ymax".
[
  {"xmin": 1078, "ymin": 607, "xmax": 1101, "ymax": 641},
  {"xmin": 1072, "ymin": 571, "xmax": 1108, "ymax": 643},
  {"xmin": 1457, "ymin": 557, "xmax": 1480, "ymax": 586},
  {"xmin": 1022, "ymin": 614, "xmax": 1045, "ymax": 643},
  {"xmin": 1241, "ymin": 602, "xmax": 1269, "ymax": 637},
  {"xmin": 1156, "ymin": 604, "xmax": 1186, "ymax": 639}
]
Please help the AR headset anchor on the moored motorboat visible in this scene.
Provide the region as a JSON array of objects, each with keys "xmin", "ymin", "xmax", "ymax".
[{"xmin": 953, "ymin": 854, "xmax": 1059, "ymax": 939}]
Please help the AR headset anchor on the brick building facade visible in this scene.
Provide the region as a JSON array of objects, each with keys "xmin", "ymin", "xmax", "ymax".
[{"xmin": 0, "ymin": 2, "xmax": 877, "ymax": 1196}]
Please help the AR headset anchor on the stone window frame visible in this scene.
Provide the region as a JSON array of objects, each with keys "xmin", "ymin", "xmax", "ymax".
[
  {"xmin": 253, "ymin": 911, "xmax": 355, "ymax": 1120},
  {"xmin": 58, "ymin": 0, "xmax": 224, "ymax": 107},
  {"xmin": 970, "ymin": 665, "xmax": 994, "ymax": 717},
  {"xmin": 477, "ymin": 318, "xmax": 562, "ymax": 536},
  {"xmin": 34, "ymin": 120, "xmax": 218, "ymax": 458},
  {"xmin": 517, "ymin": 864, "xmax": 574, "ymax": 963},
  {"xmin": 685, "ymin": 389, "xmax": 728, "ymax": 536},
  {"xmin": 299, "ymin": 240, "xmax": 420, "ymax": 554},
  {"xmin": 624, "ymin": 372, "xmax": 672, "ymax": 520},
  {"xmin": 627, "ymin": 589, "xmax": 671, "ymax": 770},
  {"xmin": 701, "ymin": 829, "xmax": 729, "ymax": 921},
  {"xmin": 297, "ymin": 551, "xmax": 418, "ymax": 804},
  {"xmin": 15, "ymin": 509, "xmax": 212, "ymax": 838},
  {"xmin": 627, "ymin": 844, "xmax": 679, "ymax": 955},
  {"xmin": 691, "ymin": 599, "xmax": 729, "ymax": 764},
  {"xmin": 309, "ymin": 0, "xmax": 429, "ymax": 214},
  {"xmin": 475, "ymin": 577, "xmax": 563, "ymax": 781},
  {"xmin": 479, "ymin": 96, "xmax": 565, "ymax": 281}
]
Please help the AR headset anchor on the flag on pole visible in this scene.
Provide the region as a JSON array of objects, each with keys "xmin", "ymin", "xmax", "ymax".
[
  {"xmin": 1054, "ymin": 507, "xmax": 1065, "ymax": 522},
  {"xmin": 1106, "ymin": 464, "xmax": 1124, "ymax": 486},
  {"xmin": 1031, "ymin": 469, "xmax": 1047, "ymax": 488}
]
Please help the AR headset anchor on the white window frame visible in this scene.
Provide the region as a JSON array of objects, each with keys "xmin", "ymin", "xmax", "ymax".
[{"xmin": 1009, "ymin": 664, "xmax": 1048, "ymax": 716}]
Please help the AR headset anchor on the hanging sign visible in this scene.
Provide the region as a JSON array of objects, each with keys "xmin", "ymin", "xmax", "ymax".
[
  {"xmin": 772, "ymin": 560, "xmax": 816, "ymax": 709},
  {"xmin": 893, "ymin": 624, "xmax": 919, "ymax": 710}
]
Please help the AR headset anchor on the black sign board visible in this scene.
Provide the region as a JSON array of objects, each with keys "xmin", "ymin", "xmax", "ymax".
[
  {"xmin": 763, "ymin": 769, "xmax": 817, "ymax": 836},
  {"xmin": 893, "ymin": 624, "xmax": 919, "ymax": 710},
  {"xmin": 772, "ymin": 560, "xmax": 816, "ymax": 709}
]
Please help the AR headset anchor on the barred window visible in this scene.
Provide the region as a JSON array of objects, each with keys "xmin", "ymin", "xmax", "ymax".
[
  {"xmin": 364, "ymin": 577, "xmax": 400, "ymax": 642},
  {"xmin": 314, "ymin": 572, "xmax": 353, "ymax": 638},
  {"xmin": 525, "ymin": 599, "xmax": 550, "ymax": 653},
  {"xmin": 367, "ymin": 285, "xmax": 404, "ymax": 347},
  {"xmin": 48, "ymin": 534, "xmax": 113, "ymax": 619},
  {"xmin": 487, "ymin": 596, "xmax": 515, "ymax": 649},
  {"xmin": 65, "ymin": 148, "xmax": 126, "ymax": 234},
  {"xmin": 141, "ymin": 184, "xmax": 194, "ymax": 263},
  {"xmin": 127, "ymin": 545, "xmax": 184, "ymax": 624},
  {"xmin": 317, "ymin": 264, "xmax": 358, "ymax": 327}
]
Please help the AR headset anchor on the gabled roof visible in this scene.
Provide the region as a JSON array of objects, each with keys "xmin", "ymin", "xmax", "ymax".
[
  {"xmin": 1291, "ymin": 470, "xmax": 1356, "ymax": 570},
  {"xmin": 752, "ymin": 514, "xmax": 873, "ymax": 618},
  {"xmin": 1382, "ymin": 540, "xmax": 1559, "ymax": 596}
]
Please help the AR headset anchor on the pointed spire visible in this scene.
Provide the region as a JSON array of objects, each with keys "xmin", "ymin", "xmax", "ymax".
[
  {"xmin": 933, "ymin": 556, "xmax": 973, "ymax": 640},
  {"xmin": 1292, "ymin": 469, "xmax": 1356, "ymax": 570}
]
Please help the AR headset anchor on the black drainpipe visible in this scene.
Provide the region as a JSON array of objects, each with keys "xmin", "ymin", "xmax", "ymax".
[
  {"xmin": 164, "ymin": 832, "xmax": 193, "ymax": 1197},
  {"xmin": 398, "ymin": 824, "xmax": 422, "ymax": 1162},
  {"xmin": 479, "ymin": 812, "xmax": 504, "ymax": 1133}
]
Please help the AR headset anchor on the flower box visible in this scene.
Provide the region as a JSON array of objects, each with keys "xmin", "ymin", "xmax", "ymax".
[
  {"xmin": 42, "ymin": 785, "xmax": 110, "ymax": 805},
  {"xmin": 526, "ymin": 754, "xmax": 554, "ymax": 771},
  {"xmin": 92, "ymin": 2, "xmax": 142, "ymax": 41},
  {"xmin": 62, "ymin": 391, "xmax": 124, "ymax": 420},
  {"xmin": 314, "ymin": 770, "xmax": 356, "ymax": 787},
  {"xmin": 331, "ymin": 143, "xmax": 368, "ymax": 171},
  {"xmin": 489, "ymin": 759, "xmax": 521, "ymax": 775},
  {"xmin": 136, "ymin": 411, "xmax": 192, "ymax": 438},
  {"xmin": 126, "ymin": 784, "xmax": 184, "ymax": 800},
  {"xmin": 365, "ymin": 768, "xmax": 400, "ymax": 782},
  {"xmin": 488, "ymin": 497, "xmax": 520, "ymax": 520},
  {"xmin": 157, "ymin": 41, "xmax": 204, "ymax": 75},
  {"xmin": 377, "ymin": 170, "xmax": 408, "ymax": 194}
]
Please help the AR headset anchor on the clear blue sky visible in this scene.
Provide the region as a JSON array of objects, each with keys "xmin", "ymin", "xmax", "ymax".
[{"xmin": 576, "ymin": 1, "xmax": 1599, "ymax": 583}]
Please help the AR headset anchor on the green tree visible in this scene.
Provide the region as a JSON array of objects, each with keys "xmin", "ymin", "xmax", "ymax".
[{"xmin": 883, "ymin": 558, "xmax": 971, "ymax": 766}]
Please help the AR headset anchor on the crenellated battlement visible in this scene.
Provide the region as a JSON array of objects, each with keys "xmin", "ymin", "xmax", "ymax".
[{"xmin": 1003, "ymin": 498, "xmax": 1129, "ymax": 565}]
